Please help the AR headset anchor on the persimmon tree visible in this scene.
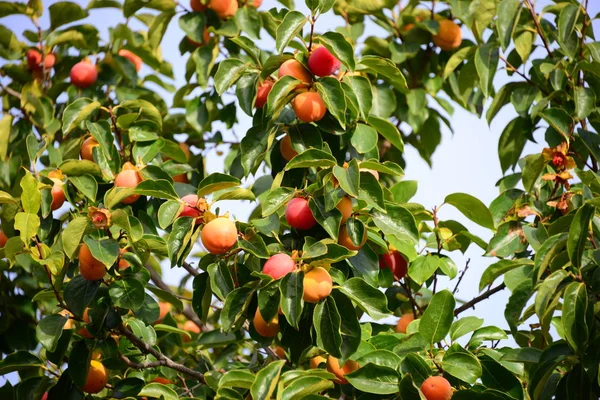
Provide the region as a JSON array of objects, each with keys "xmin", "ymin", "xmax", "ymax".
[{"xmin": 0, "ymin": 0, "xmax": 599, "ymax": 399}]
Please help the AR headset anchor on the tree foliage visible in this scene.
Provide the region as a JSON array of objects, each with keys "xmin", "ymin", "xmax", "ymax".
[{"xmin": 0, "ymin": 0, "xmax": 599, "ymax": 398}]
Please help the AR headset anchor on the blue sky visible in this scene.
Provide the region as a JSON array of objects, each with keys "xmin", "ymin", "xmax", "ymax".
[{"xmin": 3, "ymin": 0, "xmax": 600, "ymax": 347}]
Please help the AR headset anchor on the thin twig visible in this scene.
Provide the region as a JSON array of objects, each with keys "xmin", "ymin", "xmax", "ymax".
[
  {"xmin": 524, "ymin": 0, "xmax": 553, "ymax": 57},
  {"xmin": 182, "ymin": 261, "xmax": 200, "ymax": 276},
  {"xmin": 454, "ymin": 283, "xmax": 506, "ymax": 316},
  {"xmin": 116, "ymin": 324, "xmax": 206, "ymax": 382},
  {"xmin": 452, "ymin": 259, "xmax": 470, "ymax": 295}
]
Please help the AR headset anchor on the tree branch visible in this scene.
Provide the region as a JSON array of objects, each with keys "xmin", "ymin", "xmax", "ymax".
[
  {"xmin": 145, "ymin": 264, "xmax": 204, "ymax": 330},
  {"xmin": 116, "ymin": 324, "xmax": 206, "ymax": 382},
  {"xmin": 452, "ymin": 259, "xmax": 470, "ymax": 295},
  {"xmin": 454, "ymin": 283, "xmax": 506, "ymax": 316},
  {"xmin": 524, "ymin": 0, "xmax": 553, "ymax": 57}
]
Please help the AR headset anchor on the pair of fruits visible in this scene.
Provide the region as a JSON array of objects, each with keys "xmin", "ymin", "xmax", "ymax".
[
  {"xmin": 255, "ymin": 45, "xmax": 341, "ymax": 123},
  {"xmin": 26, "ymin": 47, "xmax": 55, "ymax": 71},
  {"xmin": 310, "ymin": 355, "xmax": 358, "ymax": 384},
  {"xmin": 70, "ymin": 49, "xmax": 142, "ymax": 89}
]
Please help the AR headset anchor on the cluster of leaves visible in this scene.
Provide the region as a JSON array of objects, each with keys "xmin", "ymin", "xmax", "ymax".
[{"xmin": 0, "ymin": 0, "xmax": 599, "ymax": 399}]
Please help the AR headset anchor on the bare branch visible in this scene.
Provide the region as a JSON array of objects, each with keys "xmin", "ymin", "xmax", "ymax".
[
  {"xmin": 454, "ymin": 283, "xmax": 506, "ymax": 316},
  {"xmin": 116, "ymin": 324, "xmax": 206, "ymax": 382}
]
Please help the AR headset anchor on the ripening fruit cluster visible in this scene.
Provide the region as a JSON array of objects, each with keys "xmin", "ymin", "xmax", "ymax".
[{"xmin": 254, "ymin": 44, "xmax": 342, "ymax": 125}]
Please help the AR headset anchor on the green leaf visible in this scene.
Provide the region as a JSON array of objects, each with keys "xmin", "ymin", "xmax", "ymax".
[
  {"xmin": 338, "ymin": 278, "xmax": 390, "ymax": 320},
  {"xmin": 214, "ymin": 59, "xmax": 248, "ymax": 95},
  {"xmin": 367, "ymin": 116, "xmax": 404, "ymax": 152},
  {"xmin": 475, "ymin": 44, "xmax": 499, "ymax": 98},
  {"xmin": 442, "ymin": 344, "xmax": 482, "ymax": 384},
  {"xmin": 521, "ymin": 153, "xmax": 545, "ymax": 192},
  {"xmin": 64, "ymin": 275, "xmax": 99, "ymax": 317},
  {"xmin": 158, "ymin": 200, "xmax": 183, "ymax": 230},
  {"xmin": 148, "ymin": 10, "xmax": 175, "ymax": 50},
  {"xmin": 331, "ymin": 290, "xmax": 361, "ymax": 360},
  {"xmin": 444, "ymin": 193, "xmax": 495, "ymax": 230},
  {"xmin": 557, "ymin": 4, "xmax": 580, "ymax": 46},
  {"xmin": 266, "ymin": 75, "xmax": 299, "ymax": 118},
  {"xmin": 450, "ymin": 317, "xmax": 484, "ymax": 341},
  {"xmin": 408, "ymin": 254, "xmax": 440, "ymax": 286},
  {"xmin": 574, "ymin": 87, "xmax": 595, "ymax": 120},
  {"xmin": 68, "ymin": 174, "xmax": 98, "ymax": 201},
  {"xmin": 356, "ymin": 55, "xmax": 407, "ymax": 92},
  {"xmin": 15, "ymin": 212, "xmax": 40, "ymax": 245},
  {"xmin": 540, "ymin": 108, "xmax": 572, "ymax": 140},
  {"xmin": 371, "ymin": 204, "xmax": 419, "ymax": 244},
  {"xmin": 567, "ymin": 204, "xmax": 594, "ymax": 269},
  {"xmin": 262, "ymin": 187, "xmax": 295, "ymax": 217},
  {"xmin": 62, "ymin": 98, "xmax": 101, "ymax": 135},
  {"xmin": 154, "ymin": 324, "xmax": 192, "ymax": 340},
  {"xmin": 281, "ymin": 376, "xmax": 334, "ymax": 399},
  {"xmin": 62, "ymin": 217, "xmax": 89, "ymax": 259},
  {"xmin": 316, "ymin": 77, "xmax": 346, "ymax": 128},
  {"xmin": 498, "ymin": 117, "xmax": 531, "ymax": 174},
  {"xmin": 285, "ymin": 149, "xmax": 337, "ymax": 170},
  {"xmin": 109, "ymin": 278, "xmax": 146, "ymax": 310},
  {"xmin": 313, "ymin": 296, "xmax": 343, "ymax": 358},
  {"xmin": 319, "ymin": 31, "xmax": 355, "ymax": 71},
  {"xmin": 219, "ymin": 369, "xmax": 256, "ymax": 389},
  {"xmin": 250, "ymin": 360, "xmax": 285, "ymax": 400},
  {"xmin": 134, "ymin": 179, "xmax": 178, "ymax": 200},
  {"xmin": 443, "ymin": 46, "xmax": 476, "ymax": 80},
  {"xmin": 280, "ymin": 271, "xmax": 304, "ymax": 329},
  {"xmin": 0, "ymin": 351, "xmax": 42, "ymax": 375},
  {"xmin": 345, "ymin": 363, "xmax": 400, "ymax": 395},
  {"xmin": 351, "ymin": 123, "xmax": 378, "ymax": 154},
  {"xmin": 20, "ymin": 170, "xmax": 41, "ymax": 215},
  {"xmin": 275, "ymin": 11, "xmax": 307, "ymax": 53},
  {"xmin": 344, "ymin": 76, "xmax": 372, "ymax": 119},
  {"xmin": 208, "ymin": 262, "xmax": 235, "ymax": 301},
  {"xmin": 419, "ymin": 290, "xmax": 455, "ymax": 344},
  {"xmin": 333, "ymin": 162, "xmax": 360, "ymax": 197},
  {"xmin": 138, "ymin": 383, "xmax": 178, "ymax": 400},
  {"xmin": 505, "ymin": 280, "xmax": 533, "ymax": 332},
  {"xmin": 49, "ymin": 1, "xmax": 88, "ymax": 30},
  {"xmin": 533, "ymin": 233, "xmax": 568, "ymax": 282},
  {"xmin": 401, "ymin": 353, "xmax": 431, "ymax": 386},
  {"xmin": 496, "ymin": 0, "xmax": 521, "ymax": 50},
  {"xmin": 479, "ymin": 259, "xmax": 532, "ymax": 291},
  {"xmin": 198, "ymin": 173, "xmax": 241, "ymax": 197},
  {"xmin": 221, "ymin": 286, "xmax": 254, "ymax": 331},
  {"xmin": 36, "ymin": 314, "xmax": 67, "ymax": 352},
  {"xmin": 83, "ymin": 236, "xmax": 119, "ymax": 267},
  {"xmin": 535, "ymin": 269, "xmax": 568, "ymax": 331},
  {"xmin": 562, "ymin": 282, "xmax": 588, "ymax": 353},
  {"xmin": 178, "ymin": 11, "xmax": 205, "ymax": 43}
]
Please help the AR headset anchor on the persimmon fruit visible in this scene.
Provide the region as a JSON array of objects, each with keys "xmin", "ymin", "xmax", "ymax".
[
  {"xmin": 201, "ymin": 218, "xmax": 238, "ymax": 254},
  {"xmin": 278, "ymin": 59, "xmax": 312, "ymax": 87},
  {"xmin": 337, "ymin": 196, "xmax": 353, "ymax": 223},
  {"xmin": 280, "ymin": 134, "xmax": 298, "ymax": 161},
  {"xmin": 338, "ymin": 224, "xmax": 367, "ymax": 251},
  {"xmin": 190, "ymin": 0, "xmax": 207, "ymax": 12},
  {"xmin": 253, "ymin": 308, "xmax": 280, "ymax": 337},
  {"xmin": 310, "ymin": 355, "xmax": 327, "ymax": 369},
  {"xmin": 70, "ymin": 60, "xmax": 98, "ymax": 88},
  {"xmin": 326, "ymin": 356, "xmax": 359, "ymax": 384},
  {"xmin": 285, "ymin": 197, "xmax": 317, "ymax": 230},
  {"xmin": 80, "ymin": 137, "xmax": 99, "ymax": 161},
  {"xmin": 255, "ymin": 79, "xmax": 273, "ymax": 108},
  {"xmin": 82, "ymin": 360, "xmax": 107, "ymax": 393},
  {"xmin": 79, "ymin": 243, "xmax": 106, "ymax": 281},
  {"xmin": 292, "ymin": 91, "xmax": 327, "ymax": 123},
  {"xmin": 262, "ymin": 253, "xmax": 296, "ymax": 280},
  {"xmin": 303, "ymin": 267, "xmax": 332, "ymax": 303},
  {"xmin": 114, "ymin": 162, "xmax": 142, "ymax": 204},
  {"xmin": 118, "ymin": 49, "xmax": 142, "ymax": 72},
  {"xmin": 420, "ymin": 376, "xmax": 453, "ymax": 400},
  {"xmin": 209, "ymin": 0, "xmax": 238, "ymax": 19},
  {"xmin": 0, "ymin": 230, "xmax": 6, "ymax": 247},
  {"xmin": 379, "ymin": 250, "xmax": 408, "ymax": 280},
  {"xmin": 180, "ymin": 194, "xmax": 202, "ymax": 224},
  {"xmin": 308, "ymin": 45, "xmax": 341, "ymax": 77},
  {"xmin": 433, "ymin": 20, "xmax": 462, "ymax": 51},
  {"xmin": 396, "ymin": 313, "xmax": 415, "ymax": 334},
  {"xmin": 27, "ymin": 49, "xmax": 55, "ymax": 70}
]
